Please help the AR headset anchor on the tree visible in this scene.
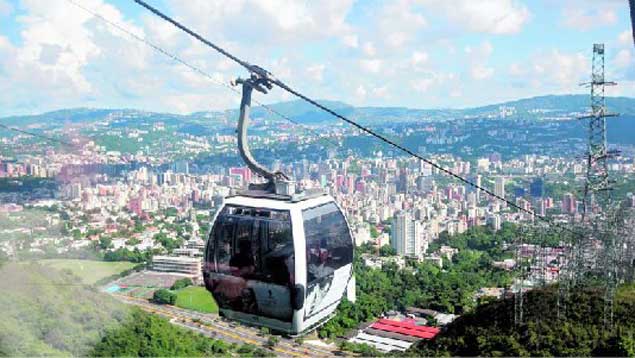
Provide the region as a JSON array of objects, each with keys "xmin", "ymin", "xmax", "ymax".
[
  {"xmin": 259, "ymin": 327, "xmax": 270, "ymax": 336},
  {"xmin": 379, "ymin": 245, "xmax": 396, "ymax": 256},
  {"xmin": 265, "ymin": 336, "xmax": 279, "ymax": 349},
  {"xmin": 370, "ymin": 226, "xmax": 379, "ymax": 238},
  {"xmin": 98, "ymin": 236, "xmax": 112, "ymax": 250},
  {"xmin": 171, "ymin": 278, "xmax": 193, "ymax": 290},
  {"xmin": 152, "ymin": 289, "xmax": 176, "ymax": 305}
]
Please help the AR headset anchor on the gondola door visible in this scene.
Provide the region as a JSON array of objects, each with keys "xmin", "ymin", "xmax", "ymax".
[
  {"xmin": 210, "ymin": 206, "xmax": 294, "ymax": 323},
  {"xmin": 247, "ymin": 217, "xmax": 294, "ymax": 322}
]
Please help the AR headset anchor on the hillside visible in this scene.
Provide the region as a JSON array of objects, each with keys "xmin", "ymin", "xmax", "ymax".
[
  {"xmin": 406, "ymin": 285, "xmax": 635, "ymax": 357},
  {"xmin": 3, "ymin": 94, "xmax": 635, "ymax": 129},
  {"xmin": 0, "ymin": 262, "xmax": 130, "ymax": 356}
]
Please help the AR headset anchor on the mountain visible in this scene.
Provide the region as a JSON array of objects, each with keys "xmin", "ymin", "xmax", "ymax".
[{"xmin": 3, "ymin": 94, "xmax": 635, "ymax": 129}]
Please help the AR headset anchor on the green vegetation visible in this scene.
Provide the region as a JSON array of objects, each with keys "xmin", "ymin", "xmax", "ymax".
[
  {"xmin": 38, "ymin": 259, "xmax": 136, "ymax": 285},
  {"xmin": 92, "ymin": 309, "xmax": 232, "ymax": 357},
  {"xmin": 379, "ymin": 244, "xmax": 396, "ymax": 256},
  {"xmin": 152, "ymin": 288, "xmax": 177, "ymax": 305},
  {"xmin": 171, "ymin": 277, "xmax": 193, "ymax": 290},
  {"xmin": 339, "ymin": 340, "xmax": 383, "ymax": 356},
  {"xmin": 408, "ymin": 285, "xmax": 635, "ymax": 357},
  {"xmin": 103, "ymin": 247, "xmax": 155, "ymax": 263},
  {"xmin": 265, "ymin": 335, "xmax": 279, "ymax": 348},
  {"xmin": 236, "ymin": 343, "xmax": 275, "ymax": 357},
  {"xmin": 153, "ymin": 232, "xmax": 183, "ymax": 253},
  {"xmin": 319, "ymin": 226, "xmax": 516, "ymax": 339},
  {"xmin": 0, "ymin": 262, "xmax": 129, "ymax": 356},
  {"xmin": 174, "ymin": 286, "xmax": 219, "ymax": 313}
]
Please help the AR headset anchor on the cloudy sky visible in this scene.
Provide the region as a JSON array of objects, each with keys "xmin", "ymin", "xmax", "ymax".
[{"xmin": 0, "ymin": 0, "xmax": 633, "ymax": 116}]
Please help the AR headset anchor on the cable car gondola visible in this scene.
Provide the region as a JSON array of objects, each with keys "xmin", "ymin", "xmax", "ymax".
[{"xmin": 203, "ymin": 72, "xmax": 355, "ymax": 335}]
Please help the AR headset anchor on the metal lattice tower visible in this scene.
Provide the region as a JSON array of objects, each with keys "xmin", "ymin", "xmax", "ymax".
[
  {"xmin": 577, "ymin": 43, "xmax": 619, "ymax": 330},
  {"xmin": 581, "ymin": 44, "xmax": 617, "ymax": 217}
]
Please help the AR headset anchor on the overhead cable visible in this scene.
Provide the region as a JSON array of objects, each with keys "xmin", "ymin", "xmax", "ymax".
[{"xmin": 132, "ymin": 0, "xmax": 582, "ymax": 236}]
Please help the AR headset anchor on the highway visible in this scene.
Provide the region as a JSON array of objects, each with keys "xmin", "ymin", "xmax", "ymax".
[{"xmin": 110, "ymin": 293, "xmax": 338, "ymax": 357}]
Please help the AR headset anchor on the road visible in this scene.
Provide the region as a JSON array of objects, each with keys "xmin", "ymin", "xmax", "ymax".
[{"xmin": 111, "ymin": 293, "xmax": 338, "ymax": 357}]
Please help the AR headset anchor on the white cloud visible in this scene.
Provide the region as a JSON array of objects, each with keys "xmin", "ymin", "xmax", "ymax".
[
  {"xmin": 471, "ymin": 64, "xmax": 494, "ymax": 80},
  {"xmin": 464, "ymin": 41, "xmax": 493, "ymax": 58},
  {"xmin": 360, "ymin": 59, "xmax": 382, "ymax": 73},
  {"xmin": 618, "ymin": 30, "xmax": 633, "ymax": 47},
  {"xmin": 306, "ymin": 64, "xmax": 325, "ymax": 82},
  {"xmin": 562, "ymin": 7, "xmax": 617, "ymax": 31},
  {"xmin": 614, "ymin": 49, "xmax": 633, "ymax": 69},
  {"xmin": 355, "ymin": 85, "xmax": 367, "ymax": 99},
  {"xmin": 531, "ymin": 50, "xmax": 588, "ymax": 88},
  {"xmin": 410, "ymin": 72, "xmax": 458, "ymax": 93},
  {"xmin": 372, "ymin": 86, "xmax": 389, "ymax": 99},
  {"xmin": 341, "ymin": 34, "xmax": 359, "ymax": 48},
  {"xmin": 465, "ymin": 41, "xmax": 494, "ymax": 80},
  {"xmin": 0, "ymin": 0, "xmax": 12, "ymax": 17},
  {"xmin": 168, "ymin": 0, "xmax": 355, "ymax": 45},
  {"xmin": 410, "ymin": 51, "xmax": 429, "ymax": 66},
  {"xmin": 422, "ymin": 0, "xmax": 530, "ymax": 35},
  {"xmin": 508, "ymin": 63, "xmax": 525, "ymax": 76},
  {"xmin": 362, "ymin": 42, "xmax": 376, "ymax": 57},
  {"xmin": 376, "ymin": 0, "xmax": 427, "ymax": 48}
]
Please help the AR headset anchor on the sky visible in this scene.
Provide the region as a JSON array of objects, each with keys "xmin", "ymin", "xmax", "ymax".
[{"xmin": 0, "ymin": 0, "xmax": 633, "ymax": 116}]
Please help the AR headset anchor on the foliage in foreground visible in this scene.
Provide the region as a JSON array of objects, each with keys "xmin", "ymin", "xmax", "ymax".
[
  {"xmin": 92, "ymin": 309, "xmax": 233, "ymax": 357},
  {"xmin": 406, "ymin": 285, "xmax": 635, "ymax": 357}
]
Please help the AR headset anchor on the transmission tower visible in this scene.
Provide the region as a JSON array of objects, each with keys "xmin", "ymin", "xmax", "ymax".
[
  {"xmin": 580, "ymin": 44, "xmax": 618, "ymax": 217},
  {"xmin": 577, "ymin": 43, "xmax": 619, "ymax": 330}
]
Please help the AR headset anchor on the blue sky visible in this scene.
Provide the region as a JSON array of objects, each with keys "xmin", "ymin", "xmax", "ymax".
[{"xmin": 0, "ymin": 0, "xmax": 633, "ymax": 116}]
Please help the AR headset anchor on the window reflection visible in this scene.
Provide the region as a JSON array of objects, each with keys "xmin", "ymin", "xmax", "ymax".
[
  {"xmin": 207, "ymin": 205, "xmax": 294, "ymax": 322},
  {"xmin": 303, "ymin": 202, "xmax": 353, "ymax": 284}
]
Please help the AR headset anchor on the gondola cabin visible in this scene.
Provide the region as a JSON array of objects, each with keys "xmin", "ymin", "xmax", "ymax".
[{"xmin": 203, "ymin": 190, "xmax": 355, "ymax": 335}]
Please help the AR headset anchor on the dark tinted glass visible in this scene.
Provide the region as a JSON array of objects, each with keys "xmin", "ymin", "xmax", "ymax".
[
  {"xmin": 206, "ymin": 205, "xmax": 294, "ymax": 321},
  {"xmin": 303, "ymin": 202, "xmax": 353, "ymax": 284}
]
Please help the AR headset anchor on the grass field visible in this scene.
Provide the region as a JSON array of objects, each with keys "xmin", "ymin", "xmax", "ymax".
[
  {"xmin": 175, "ymin": 286, "xmax": 218, "ymax": 313},
  {"xmin": 39, "ymin": 259, "xmax": 136, "ymax": 285}
]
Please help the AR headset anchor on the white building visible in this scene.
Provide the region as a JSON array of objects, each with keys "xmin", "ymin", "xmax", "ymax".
[
  {"xmin": 392, "ymin": 211, "xmax": 424, "ymax": 258},
  {"xmin": 494, "ymin": 176, "xmax": 506, "ymax": 198},
  {"xmin": 152, "ymin": 255, "xmax": 202, "ymax": 283}
]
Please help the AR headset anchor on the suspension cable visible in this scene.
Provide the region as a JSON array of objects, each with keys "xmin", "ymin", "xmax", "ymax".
[{"xmin": 131, "ymin": 0, "xmax": 585, "ymax": 236}]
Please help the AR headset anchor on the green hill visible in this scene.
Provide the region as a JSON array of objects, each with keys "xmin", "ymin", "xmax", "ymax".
[
  {"xmin": 0, "ymin": 262, "xmax": 130, "ymax": 356},
  {"xmin": 407, "ymin": 285, "xmax": 635, "ymax": 357}
]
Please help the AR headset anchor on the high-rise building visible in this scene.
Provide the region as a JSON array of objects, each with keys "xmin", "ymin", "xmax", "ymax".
[
  {"xmin": 392, "ymin": 211, "xmax": 424, "ymax": 258},
  {"xmin": 562, "ymin": 193, "xmax": 577, "ymax": 214},
  {"xmin": 467, "ymin": 174, "xmax": 482, "ymax": 202},
  {"xmin": 494, "ymin": 177, "xmax": 506, "ymax": 198},
  {"xmin": 530, "ymin": 178, "xmax": 544, "ymax": 198}
]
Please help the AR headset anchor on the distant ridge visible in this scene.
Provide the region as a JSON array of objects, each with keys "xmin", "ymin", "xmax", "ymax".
[{"xmin": 2, "ymin": 94, "xmax": 635, "ymax": 128}]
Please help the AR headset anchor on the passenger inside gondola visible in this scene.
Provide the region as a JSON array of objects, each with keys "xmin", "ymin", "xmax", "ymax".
[{"xmin": 230, "ymin": 240, "xmax": 255, "ymax": 276}]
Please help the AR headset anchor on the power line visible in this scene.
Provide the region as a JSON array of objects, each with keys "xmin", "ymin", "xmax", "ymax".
[{"xmin": 132, "ymin": 0, "xmax": 582, "ymax": 236}]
